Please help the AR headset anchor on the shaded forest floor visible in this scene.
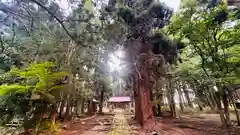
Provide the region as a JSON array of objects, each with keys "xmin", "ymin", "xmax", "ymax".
[
  {"xmin": 127, "ymin": 113, "xmax": 240, "ymax": 135},
  {"xmin": 60, "ymin": 110, "xmax": 240, "ymax": 135},
  {"xmin": 60, "ymin": 114, "xmax": 114, "ymax": 135}
]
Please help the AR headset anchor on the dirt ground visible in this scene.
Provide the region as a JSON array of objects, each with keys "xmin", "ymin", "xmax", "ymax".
[
  {"xmin": 60, "ymin": 112, "xmax": 240, "ymax": 135},
  {"xmin": 60, "ymin": 114, "xmax": 114, "ymax": 135},
  {"xmin": 127, "ymin": 114, "xmax": 240, "ymax": 135}
]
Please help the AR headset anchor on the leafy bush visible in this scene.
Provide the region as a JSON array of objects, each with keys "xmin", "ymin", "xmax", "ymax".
[{"xmin": 0, "ymin": 62, "xmax": 67, "ymax": 133}]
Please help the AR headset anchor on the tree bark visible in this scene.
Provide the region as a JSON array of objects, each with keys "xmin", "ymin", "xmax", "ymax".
[
  {"xmin": 209, "ymin": 90, "xmax": 216, "ymax": 109},
  {"xmin": 63, "ymin": 41, "xmax": 75, "ymax": 121},
  {"xmin": 138, "ymin": 82, "xmax": 153, "ymax": 125},
  {"xmin": 133, "ymin": 74, "xmax": 143, "ymax": 123},
  {"xmin": 128, "ymin": 39, "xmax": 155, "ymax": 126},
  {"xmin": 87, "ymin": 99, "xmax": 94, "ymax": 116},
  {"xmin": 134, "ymin": 71, "xmax": 153, "ymax": 126},
  {"xmin": 222, "ymin": 91, "xmax": 230, "ymax": 125},
  {"xmin": 196, "ymin": 98, "xmax": 203, "ymax": 111},
  {"xmin": 183, "ymin": 84, "xmax": 193, "ymax": 108},
  {"xmin": 149, "ymin": 86, "xmax": 157, "ymax": 116},
  {"xmin": 98, "ymin": 87, "xmax": 104, "ymax": 114},
  {"xmin": 215, "ymin": 91, "xmax": 227, "ymax": 127},
  {"xmin": 59, "ymin": 99, "xmax": 66, "ymax": 118},
  {"xmin": 229, "ymin": 95, "xmax": 240, "ymax": 126},
  {"xmin": 177, "ymin": 85, "xmax": 184, "ymax": 112},
  {"xmin": 206, "ymin": 92, "xmax": 214, "ymax": 110},
  {"xmin": 75, "ymin": 98, "xmax": 80, "ymax": 116},
  {"xmin": 167, "ymin": 77, "xmax": 176, "ymax": 117},
  {"xmin": 81, "ymin": 98, "xmax": 85, "ymax": 114},
  {"xmin": 192, "ymin": 85, "xmax": 203, "ymax": 111},
  {"xmin": 157, "ymin": 104, "xmax": 162, "ymax": 116},
  {"xmin": 134, "ymin": 93, "xmax": 142, "ymax": 123},
  {"xmin": 133, "ymin": 75, "xmax": 140, "ymax": 121},
  {"xmin": 64, "ymin": 97, "xmax": 71, "ymax": 121}
]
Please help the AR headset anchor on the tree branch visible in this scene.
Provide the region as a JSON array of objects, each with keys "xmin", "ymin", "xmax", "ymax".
[
  {"xmin": 23, "ymin": 25, "xmax": 31, "ymax": 36},
  {"xmin": 29, "ymin": 0, "xmax": 88, "ymax": 48},
  {"xmin": 11, "ymin": 23, "xmax": 16, "ymax": 44},
  {"xmin": 0, "ymin": 2, "xmax": 30, "ymax": 19},
  {"xmin": 192, "ymin": 42, "xmax": 210, "ymax": 78},
  {"xmin": 29, "ymin": 0, "xmax": 73, "ymax": 38},
  {"xmin": 0, "ymin": 35, "xmax": 4, "ymax": 53}
]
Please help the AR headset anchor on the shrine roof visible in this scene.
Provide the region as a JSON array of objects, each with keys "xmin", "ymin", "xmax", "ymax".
[{"xmin": 108, "ymin": 96, "xmax": 131, "ymax": 103}]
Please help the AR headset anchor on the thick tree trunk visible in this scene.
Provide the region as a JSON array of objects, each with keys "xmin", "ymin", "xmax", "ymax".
[
  {"xmin": 98, "ymin": 89, "xmax": 104, "ymax": 114},
  {"xmin": 81, "ymin": 98, "xmax": 85, "ymax": 114},
  {"xmin": 215, "ymin": 91, "xmax": 227, "ymax": 127},
  {"xmin": 64, "ymin": 98, "xmax": 71, "ymax": 121},
  {"xmin": 167, "ymin": 78, "xmax": 176, "ymax": 117},
  {"xmin": 152, "ymin": 105, "xmax": 157, "ymax": 116},
  {"xmin": 222, "ymin": 91, "xmax": 230, "ymax": 125},
  {"xmin": 64, "ymin": 99, "xmax": 74, "ymax": 121},
  {"xmin": 133, "ymin": 74, "xmax": 142, "ymax": 123},
  {"xmin": 157, "ymin": 104, "xmax": 162, "ymax": 116},
  {"xmin": 69, "ymin": 102, "xmax": 74, "ymax": 120},
  {"xmin": 75, "ymin": 98, "xmax": 80, "ymax": 116},
  {"xmin": 64, "ymin": 72, "xmax": 74, "ymax": 121},
  {"xmin": 134, "ymin": 72, "xmax": 153, "ymax": 126},
  {"xmin": 87, "ymin": 99, "xmax": 94, "ymax": 116},
  {"xmin": 135, "ymin": 93, "xmax": 143, "ymax": 123},
  {"xmin": 63, "ymin": 41, "xmax": 75, "ymax": 121},
  {"xmin": 229, "ymin": 95, "xmax": 240, "ymax": 126},
  {"xmin": 170, "ymin": 93, "xmax": 176, "ymax": 117},
  {"xmin": 130, "ymin": 40, "xmax": 155, "ymax": 127},
  {"xmin": 59, "ymin": 99, "xmax": 65, "ymax": 118},
  {"xmin": 133, "ymin": 75, "xmax": 140, "ymax": 121},
  {"xmin": 138, "ymin": 82, "xmax": 153, "ymax": 124}
]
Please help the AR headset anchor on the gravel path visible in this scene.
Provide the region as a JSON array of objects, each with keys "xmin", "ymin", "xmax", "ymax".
[
  {"xmin": 80, "ymin": 109, "xmax": 132, "ymax": 135},
  {"xmin": 108, "ymin": 109, "xmax": 132, "ymax": 135}
]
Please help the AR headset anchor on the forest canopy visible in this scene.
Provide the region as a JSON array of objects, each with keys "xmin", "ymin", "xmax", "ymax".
[{"xmin": 0, "ymin": 0, "xmax": 239, "ymax": 134}]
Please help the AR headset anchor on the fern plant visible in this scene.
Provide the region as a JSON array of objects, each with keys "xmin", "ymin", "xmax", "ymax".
[
  {"xmin": 0, "ymin": 84, "xmax": 28, "ymax": 95},
  {"xmin": 6, "ymin": 62, "xmax": 67, "ymax": 102},
  {"xmin": 0, "ymin": 62, "xmax": 67, "ymax": 133}
]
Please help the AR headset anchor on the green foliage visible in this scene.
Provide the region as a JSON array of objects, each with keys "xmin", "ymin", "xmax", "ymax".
[
  {"xmin": 0, "ymin": 0, "xmax": 122, "ymax": 133},
  {"xmin": 167, "ymin": 1, "xmax": 240, "ymax": 85},
  {"xmin": 0, "ymin": 62, "xmax": 66, "ymax": 130},
  {"xmin": 165, "ymin": 1, "xmax": 240, "ymax": 111},
  {"xmin": 0, "ymin": 84, "xmax": 27, "ymax": 95},
  {"xmin": 1, "ymin": 62, "xmax": 67, "ymax": 98}
]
